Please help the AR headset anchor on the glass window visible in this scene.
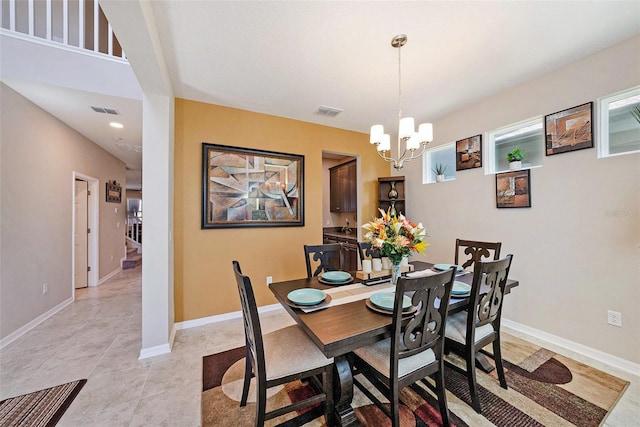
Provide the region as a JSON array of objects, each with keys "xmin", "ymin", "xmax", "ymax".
[
  {"xmin": 423, "ymin": 143, "xmax": 456, "ymax": 184},
  {"xmin": 487, "ymin": 117, "xmax": 544, "ymax": 174},
  {"xmin": 598, "ymin": 86, "xmax": 640, "ymax": 158}
]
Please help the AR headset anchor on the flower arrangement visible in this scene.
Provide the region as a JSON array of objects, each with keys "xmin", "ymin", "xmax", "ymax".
[{"xmin": 362, "ymin": 208, "xmax": 428, "ymax": 265}]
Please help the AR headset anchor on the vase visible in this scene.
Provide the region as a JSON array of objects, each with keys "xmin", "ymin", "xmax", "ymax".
[
  {"xmin": 387, "ymin": 181, "xmax": 398, "ymax": 199},
  {"xmin": 436, "ymin": 174, "xmax": 445, "ymax": 182},
  {"xmin": 509, "ymin": 161, "xmax": 522, "ymax": 170},
  {"xmin": 391, "ymin": 261, "xmax": 402, "ymax": 286}
]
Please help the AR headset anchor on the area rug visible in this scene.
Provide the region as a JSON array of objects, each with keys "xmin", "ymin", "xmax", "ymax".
[
  {"xmin": 0, "ymin": 379, "xmax": 86, "ymax": 427},
  {"xmin": 201, "ymin": 334, "xmax": 628, "ymax": 426}
]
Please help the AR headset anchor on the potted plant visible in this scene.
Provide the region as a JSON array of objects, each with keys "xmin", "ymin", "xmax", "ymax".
[
  {"xmin": 432, "ymin": 163, "xmax": 447, "ymax": 182},
  {"xmin": 507, "ymin": 148, "xmax": 524, "ymax": 170}
]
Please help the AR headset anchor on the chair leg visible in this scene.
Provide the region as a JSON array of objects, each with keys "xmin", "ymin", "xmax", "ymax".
[
  {"xmin": 255, "ymin": 377, "xmax": 267, "ymax": 427},
  {"xmin": 240, "ymin": 347, "xmax": 252, "ymax": 407},
  {"xmin": 467, "ymin": 350, "xmax": 482, "ymax": 413},
  {"xmin": 434, "ymin": 366, "xmax": 450, "ymax": 427},
  {"xmin": 390, "ymin": 383, "xmax": 400, "ymax": 427},
  {"xmin": 493, "ymin": 337, "xmax": 508, "ymax": 389}
]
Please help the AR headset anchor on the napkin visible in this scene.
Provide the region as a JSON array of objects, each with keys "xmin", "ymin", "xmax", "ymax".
[{"xmin": 406, "ymin": 269, "xmax": 438, "ymax": 278}]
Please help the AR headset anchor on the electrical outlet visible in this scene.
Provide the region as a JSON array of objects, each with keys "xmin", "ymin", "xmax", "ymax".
[
  {"xmin": 266, "ymin": 276, "xmax": 273, "ymax": 286},
  {"xmin": 42, "ymin": 283, "xmax": 48, "ymax": 294},
  {"xmin": 607, "ymin": 310, "xmax": 622, "ymax": 327}
]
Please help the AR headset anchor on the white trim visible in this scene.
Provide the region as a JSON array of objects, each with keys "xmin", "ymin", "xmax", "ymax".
[
  {"xmin": 174, "ymin": 303, "xmax": 283, "ymax": 331},
  {"xmin": 98, "ymin": 267, "xmax": 122, "ymax": 285},
  {"xmin": 0, "ymin": 297, "xmax": 73, "ymax": 349},
  {"xmin": 502, "ymin": 318, "xmax": 640, "ymax": 377},
  {"xmin": 138, "ymin": 343, "xmax": 171, "ymax": 360},
  {"xmin": 0, "ymin": 28, "xmax": 129, "ymax": 64}
]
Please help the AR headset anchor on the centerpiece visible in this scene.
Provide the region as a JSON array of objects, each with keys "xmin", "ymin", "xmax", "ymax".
[{"xmin": 362, "ymin": 208, "xmax": 428, "ymax": 285}]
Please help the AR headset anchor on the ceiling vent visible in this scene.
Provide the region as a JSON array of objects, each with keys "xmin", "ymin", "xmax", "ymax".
[
  {"xmin": 315, "ymin": 105, "xmax": 343, "ymax": 117},
  {"xmin": 91, "ymin": 106, "xmax": 119, "ymax": 115},
  {"xmin": 116, "ymin": 142, "xmax": 142, "ymax": 153}
]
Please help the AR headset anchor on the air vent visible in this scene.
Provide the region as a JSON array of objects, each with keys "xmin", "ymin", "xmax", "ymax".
[
  {"xmin": 116, "ymin": 142, "xmax": 142, "ymax": 153},
  {"xmin": 90, "ymin": 106, "xmax": 119, "ymax": 115},
  {"xmin": 315, "ymin": 105, "xmax": 343, "ymax": 117}
]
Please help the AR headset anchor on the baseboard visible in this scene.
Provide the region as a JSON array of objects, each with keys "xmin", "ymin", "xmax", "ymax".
[
  {"xmin": 138, "ymin": 342, "xmax": 172, "ymax": 360},
  {"xmin": 98, "ymin": 267, "xmax": 122, "ymax": 286},
  {"xmin": 0, "ymin": 297, "xmax": 73, "ymax": 349},
  {"xmin": 502, "ymin": 318, "xmax": 640, "ymax": 377},
  {"xmin": 174, "ymin": 303, "xmax": 283, "ymax": 330}
]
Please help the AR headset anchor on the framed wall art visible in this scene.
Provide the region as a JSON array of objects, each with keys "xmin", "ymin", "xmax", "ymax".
[
  {"xmin": 545, "ymin": 102, "xmax": 593, "ymax": 156},
  {"xmin": 456, "ymin": 134, "xmax": 482, "ymax": 170},
  {"xmin": 496, "ymin": 169, "xmax": 531, "ymax": 208},
  {"xmin": 105, "ymin": 180, "xmax": 121, "ymax": 203},
  {"xmin": 201, "ymin": 143, "xmax": 304, "ymax": 229}
]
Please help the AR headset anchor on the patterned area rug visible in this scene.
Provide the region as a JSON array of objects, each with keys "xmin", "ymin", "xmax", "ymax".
[
  {"xmin": 0, "ymin": 379, "xmax": 86, "ymax": 427},
  {"xmin": 202, "ymin": 334, "xmax": 628, "ymax": 426}
]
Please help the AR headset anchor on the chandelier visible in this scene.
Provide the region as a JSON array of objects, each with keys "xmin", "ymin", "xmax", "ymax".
[{"xmin": 370, "ymin": 34, "xmax": 433, "ymax": 170}]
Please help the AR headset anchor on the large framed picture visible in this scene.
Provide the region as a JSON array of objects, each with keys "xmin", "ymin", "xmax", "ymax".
[
  {"xmin": 201, "ymin": 143, "xmax": 304, "ymax": 229},
  {"xmin": 545, "ymin": 102, "xmax": 593, "ymax": 156},
  {"xmin": 496, "ymin": 169, "xmax": 531, "ymax": 208},
  {"xmin": 456, "ymin": 134, "xmax": 482, "ymax": 170}
]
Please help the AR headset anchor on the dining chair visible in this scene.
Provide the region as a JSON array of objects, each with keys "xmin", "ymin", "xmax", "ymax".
[
  {"xmin": 454, "ymin": 239, "xmax": 502, "ymax": 269},
  {"xmin": 304, "ymin": 243, "xmax": 344, "ymax": 278},
  {"xmin": 351, "ymin": 268, "xmax": 456, "ymax": 427},
  {"xmin": 357, "ymin": 241, "xmax": 380, "ymax": 262},
  {"xmin": 232, "ymin": 261, "xmax": 335, "ymax": 426},
  {"xmin": 444, "ymin": 254, "xmax": 514, "ymax": 414}
]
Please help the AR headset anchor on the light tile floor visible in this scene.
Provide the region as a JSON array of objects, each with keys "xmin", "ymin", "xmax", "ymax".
[{"xmin": 0, "ymin": 266, "xmax": 638, "ymax": 426}]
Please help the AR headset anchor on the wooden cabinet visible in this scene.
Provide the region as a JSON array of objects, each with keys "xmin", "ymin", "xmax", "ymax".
[
  {"xmin": 329, "ymin": 160, "xmax": 357, "ymax": 212},
  {"xmin": 322, "ymin": 232, "xmax": 358, "ymax": 272},
  {"xmin": 378, "ymin": 176, "xmax": 405, "ymax": 216}
]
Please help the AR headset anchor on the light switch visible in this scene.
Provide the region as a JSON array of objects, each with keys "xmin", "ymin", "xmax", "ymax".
[{"xmin": 115, "ymin": 208, "xmax": 118, "ymax": 213}]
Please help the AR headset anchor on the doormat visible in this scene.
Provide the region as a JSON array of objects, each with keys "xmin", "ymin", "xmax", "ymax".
[{"xmin": 0, "ymin": 379, "xmax": 86, "ymax": 427}]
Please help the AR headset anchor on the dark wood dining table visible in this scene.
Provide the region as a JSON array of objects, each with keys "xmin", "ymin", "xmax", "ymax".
[{"xmin": 269, "ymin": 261, "xmax": 519, "ymax": 426}]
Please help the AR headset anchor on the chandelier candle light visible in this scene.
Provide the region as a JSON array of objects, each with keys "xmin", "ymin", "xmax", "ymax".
[{"xmin": 370, "ymin": 34, "xmax": 433, "ymax": 170}]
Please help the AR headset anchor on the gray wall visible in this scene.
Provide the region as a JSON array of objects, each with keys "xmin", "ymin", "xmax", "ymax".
[
  {"xmin": 1, "ymin": 84, "xmax": 127, "ymax": 340},
  {"xmin": 401, "ymin": 35, "xmax": 640, "ymax": 364}
]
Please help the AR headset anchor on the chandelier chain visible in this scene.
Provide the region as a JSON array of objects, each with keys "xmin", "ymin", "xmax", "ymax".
[{"xmin": 398, "ymin": 40, "xmax": 402, "ymax": 122}]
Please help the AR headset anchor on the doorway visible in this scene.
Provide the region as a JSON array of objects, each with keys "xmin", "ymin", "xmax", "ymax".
[
  {"xmin": 74, "ymin": 179, "xmax": 88, "ymax": 289},
  {"xmin": 72, "ymin": 172, "xmax": 99, "ymax": 296}
]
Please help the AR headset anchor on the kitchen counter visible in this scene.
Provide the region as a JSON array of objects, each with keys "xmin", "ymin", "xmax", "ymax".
[{"xmin": 322, "ymin": 227, "xmax": 357, "ymax": 241}]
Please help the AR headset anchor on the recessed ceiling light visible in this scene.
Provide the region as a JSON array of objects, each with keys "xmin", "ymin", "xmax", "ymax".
[{"xmin": 110, "ymin": 122, "xmax": 124, "ymax": 129}]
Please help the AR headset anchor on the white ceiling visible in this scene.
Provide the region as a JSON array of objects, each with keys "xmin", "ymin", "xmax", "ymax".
[{"xmin": 3, "ymin": 1, "xmax": 640, "ymax": 190}]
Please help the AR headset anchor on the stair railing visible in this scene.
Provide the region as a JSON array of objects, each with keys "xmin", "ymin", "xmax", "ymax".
[
  {"xmin": 126, "ymin": 213, "xmax": 142, "ymax": 245},
  {"xmin": 0, "ymin": 0, "xmax": 126, "ymax": 60}
]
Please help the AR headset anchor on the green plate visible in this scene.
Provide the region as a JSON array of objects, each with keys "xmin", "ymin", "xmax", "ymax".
[
  {"xmin": 369, "ymin": 292, "xmax": 411, "ymax": 311},
  {"xmin": 321, "ymin": 271, "xmax": 352, "ymax": 282},
  {"xmin": 287, "ymin": 288, "xmax": 327, "ymax": 306},
  {"xmin": 433, "ymin": 263, "xmax": 464, "ymax": 273},
  {"xmin": 452, "ymin": 281, "xmax": 471, "ymax": 295}
]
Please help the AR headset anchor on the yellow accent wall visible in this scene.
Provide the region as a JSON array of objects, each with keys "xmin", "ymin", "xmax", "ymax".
[{"xmin": 174, "ymin": 99, "xmax": 389, "ymax": 322}]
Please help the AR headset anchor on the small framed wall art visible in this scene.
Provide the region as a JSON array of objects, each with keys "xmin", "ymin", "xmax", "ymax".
[
  {"xmin": 105, "ymin": 181, "xmax": 122, "ymax": 203},
  {"xmin": 496, "ymin": 169, "xmax": 531, "ymax": 208},
  {"xmin": 456, "ymin": 134, "xmax": 482, "ymax": 170},
  {"xmin": 202, "ymin": 143, "xmax": 304, "ymax": 229},
  {"xmin": 544, "ymin": 102, "xmax": 593, "ymax": 156}
]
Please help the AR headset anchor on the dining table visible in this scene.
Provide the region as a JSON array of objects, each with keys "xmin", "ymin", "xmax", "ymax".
[{"xmin": 268, "ymin": 261, "xmax": 519, "ymax": 426}]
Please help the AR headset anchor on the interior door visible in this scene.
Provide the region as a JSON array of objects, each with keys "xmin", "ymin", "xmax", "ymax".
[{"xmin": 74, "ymin": 180, "xmax": 88, "ymax": 289}]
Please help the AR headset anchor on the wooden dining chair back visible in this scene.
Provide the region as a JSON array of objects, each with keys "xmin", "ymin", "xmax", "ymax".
[
  {"xmin": 454, "ymin": 239, "xmax": 502, "ymax": 269},
  {"xmin": 445, "ymin": 254, "xmax": 514, "ymax": 414},
  {"xmin": 357, "ymin": 241, "xmax": 380, "ymax": 262},
  {"xmin": 304, "ymin": 243, "xmax": 344, "ymax": 278},
  {"xmin": 352, "ymin": 268, "xmax": 456, "ymax": 427},
  {"xmin": 232, "ymin": 261, "xmax": 335, "ymax": 426}
]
